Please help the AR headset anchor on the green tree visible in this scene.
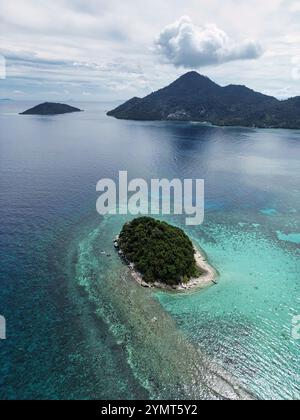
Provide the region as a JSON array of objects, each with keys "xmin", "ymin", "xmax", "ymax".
[{"xmin": 118, "ymin": 217, "xmax": 197, "ymax": 286}]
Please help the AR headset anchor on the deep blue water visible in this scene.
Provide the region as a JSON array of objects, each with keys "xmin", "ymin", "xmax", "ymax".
[{"xmin": 0, "ymin": 101, "xmax": 299, "ymax": 399}]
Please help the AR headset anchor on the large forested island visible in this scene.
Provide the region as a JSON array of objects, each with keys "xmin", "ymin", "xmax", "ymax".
[
  {"xmin": 115, "ymin": 217, "xmax": 217, "ymax": 290},
  {"xmin": 20, "ymin": 102, "xmax": 82, "ymax": 115},
  {"xmin": 107, "ymin": 71, "xmax": 300, "ymax": 129}
]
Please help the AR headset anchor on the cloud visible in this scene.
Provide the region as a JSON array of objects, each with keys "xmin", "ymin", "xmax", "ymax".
[
  {"xmin": 0, "ymin": 1, "xmax": 299, "ymax": 100},
  {"xmin": 3, "ymin": 50, "xmax": 70, "ymax": 67},
  {"xmin": 155, "ymin": 16, "xmax": 263, "ymax": 68}
]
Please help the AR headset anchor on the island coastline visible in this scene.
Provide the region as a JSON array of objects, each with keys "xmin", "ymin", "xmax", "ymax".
[
  {"xmin": 114, "ymin": 236, "xmax": 218, "ymax": 292},
  {"xmin": 20, "ymin": 102, "xmax": 83, "ymax": 116},
  {"xmin": 107, "ymin": 71, "xmax": 300, "ymax": 130}
]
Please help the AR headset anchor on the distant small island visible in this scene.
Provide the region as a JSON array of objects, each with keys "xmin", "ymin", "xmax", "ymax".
[
  {"xmin": 20, "ymin": 102, "xmax": 82, "ymax": 115},
  {"xmin": 115, "ymin": 217, "xmax": 217, "ymax": 291},
  {"xmin": 107, "ymin": 71, "xmax": 300, "ymax": 129}
]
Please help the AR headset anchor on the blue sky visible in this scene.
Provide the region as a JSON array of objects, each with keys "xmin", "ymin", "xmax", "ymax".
[{"xmin": 0, "ymin": 0, "xmax": 299, "ymax": 101}]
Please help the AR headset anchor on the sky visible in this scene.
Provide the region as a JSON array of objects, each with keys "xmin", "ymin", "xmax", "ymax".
[{"xmin": 0, "ymin": 0, "xmax": 300, "ymax": 101}]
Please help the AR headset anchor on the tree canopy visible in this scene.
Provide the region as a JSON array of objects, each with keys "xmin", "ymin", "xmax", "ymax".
[{"xmin": 118, "ymin": 217, "xmax": 197, "ymax": 285}]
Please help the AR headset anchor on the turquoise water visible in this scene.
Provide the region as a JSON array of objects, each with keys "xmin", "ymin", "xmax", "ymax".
[
  {"xmin": 0, "ymin": 101, "xmax": 299, "ymax": 399},
  {"xmin": 157, "ymin": 212, "xmax": 300, "ymax": 399},
  {"xmin": 277, "ymin": 231, "xmax": 300, "ymax": 244}
]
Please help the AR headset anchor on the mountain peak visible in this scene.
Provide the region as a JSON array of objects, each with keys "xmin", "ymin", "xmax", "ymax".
[
  {"xmin": 180, "ymin": 71, "xmax": 206, "ymax": 79},
  {"xmin": 107, "ymin": 72, "xmax": 300, "ymax": 129},
  {"xmin": 181, "ymin": 70, "xmax": 201, "ymax": 77},
  {"xmin": 176, "ymin": 71, "xmax": 213, "ymax": 82},
  {"xmin": 169, "ymin": 71, "xmax": 220, "ymax": 90}
]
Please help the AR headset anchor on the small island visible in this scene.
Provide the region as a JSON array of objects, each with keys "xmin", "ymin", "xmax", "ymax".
[
  {"xmin": 20, "ymin": 102, "xmax": 82, "ymax": 115},
  {"xmin": 115, "ymin": 217, "xmax": 217, "ymax": 291}
]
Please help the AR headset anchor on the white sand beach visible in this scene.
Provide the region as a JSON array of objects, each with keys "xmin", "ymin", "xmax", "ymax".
[{"xmin": 116, "ymin": 240, "xmax": 218, "ymax": 292}]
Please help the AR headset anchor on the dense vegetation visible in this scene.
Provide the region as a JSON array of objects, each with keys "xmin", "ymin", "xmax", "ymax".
[
  {"xmin": 118, "ymin": 217, "xmax": 198, "ymax": 285},
  {"xmin": 107, "ymin": 71, "xmax": 300, "ymax": 129},
  {"xmin": 20, "ymin": 102, "xmax": 82, "ymax": 115}
]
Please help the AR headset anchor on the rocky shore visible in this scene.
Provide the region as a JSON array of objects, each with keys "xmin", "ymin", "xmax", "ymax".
[{"xmin": 114, "ymin": 236, "xmax": 218, "ymax": 292}]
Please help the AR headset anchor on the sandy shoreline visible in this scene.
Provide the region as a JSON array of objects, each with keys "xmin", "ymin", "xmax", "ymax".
[{"xmin": 115, "ymin": 238, "xmax": 218, "ymax": 292}]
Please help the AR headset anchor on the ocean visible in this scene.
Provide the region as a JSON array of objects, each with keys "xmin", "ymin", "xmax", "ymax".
[{"xmin": 0, "ymin": 100, "xmax": 299, "ymax": 399}]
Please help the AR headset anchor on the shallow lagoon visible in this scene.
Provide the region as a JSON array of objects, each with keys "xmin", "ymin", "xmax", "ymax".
[{"xmin": 0, "ymin": 101, "xmax": 299, "ymax": 399}]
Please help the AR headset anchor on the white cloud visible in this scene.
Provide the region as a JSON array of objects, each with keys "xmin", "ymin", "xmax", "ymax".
[
  {"xmin": 285, "ymin": 0, "xmax": 300, "ymax": 13},
  {"xmin": 155, "ymin": 16, "xmax": 263, "ymax": 68},
  {"xmin": 0, "ymin": 1, "xmax": 299, "ymax": 100}
]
